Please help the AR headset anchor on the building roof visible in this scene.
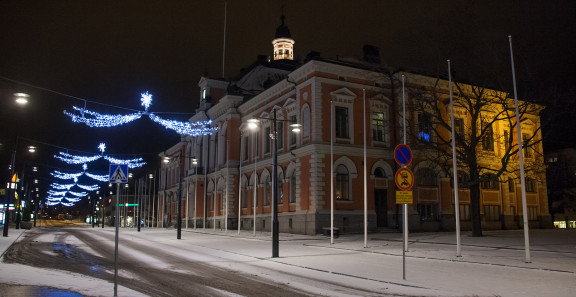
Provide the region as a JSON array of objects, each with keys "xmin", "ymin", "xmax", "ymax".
[{"xmin": 274, "ymin": 15, "xmax": 291, "ymax": 39}]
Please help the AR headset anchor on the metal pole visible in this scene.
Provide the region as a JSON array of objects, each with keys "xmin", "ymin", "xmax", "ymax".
[
  {"xmin": 3, "ymin": 149, "xmax": 16, "ymax": 237},
  {"xmin": 253, "ymin": 134, "xmax": 257, "ymax": 236},
  {"xmin": 137, "ymin": 179, "xmax": 142, "ymax": 232},
  {"xmin": 226, "ymin": 137, "xmax": 229, "ymax": 232},
  {"xmin": 330, "ymin": 100, "xmax": 334, "ymax": 245},
  {"xmin": 238, "ymin": 134, "xmax": 242, "ymax": 234},
  {"xmin": 363, "ymin": 89, "xmax": 368, "ymax": 248},
  {"xmin": 448, "ymin": 60, "xmax": 462, "ymax": 257},
  {"xmin": 204, "ymin": 136, "xmax": 209, "ymax": 230},
  {"xmin": 272, "ymin": 109, "xmax": 279, "ymax": 258},
  {"xmin": 186, "ymin": 179, "xmax": 189, "ymax": 230},
  {"xmin": 509, "ymin": 35, "xmax": 531, "ymax": 263},
  {"xmin": 402, "ymin": 74, "xmax": 407, "ymax": 281},
  {"xmin": 194, "ymin": 162, "xmax": 198, "ymax": 229},
  {"xmin": 92, "ymin": 195, "xmax": 96, "ymax": 228},
  {"xmin": 114, "ymin": 182, "xmax": 120, "ymax": 297},
  {"xmin": 177, "ymin": 152, "xmax": 182, "ymax": 240}
]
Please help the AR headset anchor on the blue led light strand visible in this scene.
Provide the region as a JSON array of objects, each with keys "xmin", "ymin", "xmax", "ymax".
[{"xmin": 63, "ymin": 92, "xmax": 218, "ymax": 136}]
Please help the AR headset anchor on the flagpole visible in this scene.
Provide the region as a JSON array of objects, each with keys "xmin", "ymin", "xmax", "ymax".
[
  {"xmin": 509, "ymin": 35, "xmax": 531, "ymax": 263},
  {"xmin": 363, "ymin": 89, "xmax": 368, "ymax": 248},
  {"xmin": 331, "ymin": 100, "xmax": 334, "ymax": 245},
  {"xmin": 448, "ymin": 60, "xmax": 462, "ymax": 257}
]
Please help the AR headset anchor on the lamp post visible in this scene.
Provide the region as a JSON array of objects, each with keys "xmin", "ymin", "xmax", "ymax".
[
  {"xmin": 247, "ymin": 110, "xmax": 300, "ymax": 258},
  {"xmin": 3, "ymin": 142, "xmax": 34, "ymax": 237},
  {"xmin": 192, "ymin": 158, "xmax": 198, "ymax": 229}
]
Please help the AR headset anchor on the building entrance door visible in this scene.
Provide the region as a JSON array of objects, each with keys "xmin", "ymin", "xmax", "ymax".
[{"xmin": 374, "ymin": 189, "xmax": 387, "ymax": 227}]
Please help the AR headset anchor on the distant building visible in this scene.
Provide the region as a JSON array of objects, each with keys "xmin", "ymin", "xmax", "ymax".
[
  {"xmin": 158, "ymin": 16, "xmax": 551, "ymax": 234},
  {"xmin": 545, "ymin": 148, "xmax": 576, "ymax": 228}
]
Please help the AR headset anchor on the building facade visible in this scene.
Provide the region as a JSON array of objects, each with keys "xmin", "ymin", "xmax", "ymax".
[{"xmin": 157, "ymin": 18, "xmax": 551, "ymax": 235}]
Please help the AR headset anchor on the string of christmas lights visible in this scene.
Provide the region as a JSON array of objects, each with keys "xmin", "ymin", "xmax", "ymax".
[
  {"xmin": 53, "ymin": 143, "xmax": 145, "ymax": 168},
  {"xmin": 63, "ymin": 92, "xmax": 218, "ymax": 136}
]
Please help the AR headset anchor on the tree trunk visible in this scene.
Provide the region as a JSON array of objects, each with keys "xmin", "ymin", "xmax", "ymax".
[{"xmin": 469, "ymin": 183, "xmax": 483, "ymax": 237}]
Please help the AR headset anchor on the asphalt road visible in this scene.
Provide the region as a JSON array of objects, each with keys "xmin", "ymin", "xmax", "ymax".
[{"xmin": 2, "ymin": 221, "xmax": 387, "ymax": 297}]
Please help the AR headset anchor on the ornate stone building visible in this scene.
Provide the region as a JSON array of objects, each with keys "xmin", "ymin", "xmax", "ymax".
[{"xmin": 158, "ymin": 17, "xmax": 551, "ymax": 234}]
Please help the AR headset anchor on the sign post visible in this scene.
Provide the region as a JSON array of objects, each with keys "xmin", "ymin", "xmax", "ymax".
[
  {"xmin": 394, "ymin": 143, "xmax": 413, "ymax": 281},
  {"xmin": 110, "ymin": 164, "xmax": 128, "ymax": 297}
]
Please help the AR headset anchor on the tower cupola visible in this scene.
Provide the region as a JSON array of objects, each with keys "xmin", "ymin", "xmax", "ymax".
[{"xmin": 272, "ymin": 15, "xmax": 295, "ymax": 61}]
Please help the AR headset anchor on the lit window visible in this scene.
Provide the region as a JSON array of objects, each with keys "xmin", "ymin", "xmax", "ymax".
[{"xmin": 335, "ymin": 165, "xmax": 350, "ymax": 200}]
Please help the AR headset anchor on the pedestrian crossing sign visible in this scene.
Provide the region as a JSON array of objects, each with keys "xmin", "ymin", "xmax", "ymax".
[{"xmin": 109, "ymin": 164, "xmax": 129, "ymax": 183}]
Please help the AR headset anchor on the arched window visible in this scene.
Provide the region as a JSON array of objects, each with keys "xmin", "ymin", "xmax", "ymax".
[
  {"xmin": 289, "ymin": 174, "xmax": 296, "ymax": 203},
  {"xmin": 417, "ymin": 168, "xmax": 438, "ymax": 186},
  {"xmin": 335, "ymin": 165, "xmax": 350, "ymax": 200},
  {"xmin": 374, "ymin": 167, "xmax": 386, "ymax": 178},
  {"xmin": 264, "ymin": 175, "xmax": 271, "ymax": 206},
  {"xmin": 241, "ymin": 178, "xmax": 248, "ymax": 208}
]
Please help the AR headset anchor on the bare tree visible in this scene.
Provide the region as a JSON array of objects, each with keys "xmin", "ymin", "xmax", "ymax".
[{"xmin": 408, "ymin": 76, "xmax": 544, "ymax": 237}]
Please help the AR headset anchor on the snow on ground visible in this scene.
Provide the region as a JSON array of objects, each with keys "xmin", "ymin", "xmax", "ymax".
[{"xmin": 1, "ymin": 226, "xmax": 575, "ymax": 297}]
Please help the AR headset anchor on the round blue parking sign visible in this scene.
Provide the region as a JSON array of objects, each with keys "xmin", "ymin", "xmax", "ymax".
[{"xmin": 394, "ymin": 144, "xmax": 412, "ymax": 166}]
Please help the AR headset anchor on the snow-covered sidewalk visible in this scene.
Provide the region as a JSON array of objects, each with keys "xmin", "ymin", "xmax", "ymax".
[{"xmin": 1, "ymin": 225, "xmax": 575, "ymax": 296}]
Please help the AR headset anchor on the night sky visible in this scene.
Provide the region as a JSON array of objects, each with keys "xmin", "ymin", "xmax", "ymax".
[{"xmin": 1, "ymin": 0, "xmax": 575, "ymax": 189}]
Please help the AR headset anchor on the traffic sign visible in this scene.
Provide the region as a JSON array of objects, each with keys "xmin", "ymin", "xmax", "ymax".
[
  {"xmin": 394, "ymin": 144, "xmax": 412, "ymax": 166},
  {"xmin": 109, "ymin": 164, "xmax": 129, "ymax": 183},
  {"xmin": 396, "ymin": 191, "xmax": 413, "ymax": 204},
  {"xmin": 395, "ymin": 168, "xmax": 414, "ymax": 190}
]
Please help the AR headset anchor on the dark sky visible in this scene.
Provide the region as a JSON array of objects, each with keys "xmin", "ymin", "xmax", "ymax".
[{"xmin": 1, "ymin": 0, "xmax": 575, "ymax": 184}]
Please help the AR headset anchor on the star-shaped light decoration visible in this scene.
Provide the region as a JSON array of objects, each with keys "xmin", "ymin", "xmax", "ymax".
[
  {"xmin": 98, "ymin": 143, "xmax": 106, "ymax": 154},
  {"xmin": 141, "ymin": 91, "xmax": 153, "ymax": 112}
]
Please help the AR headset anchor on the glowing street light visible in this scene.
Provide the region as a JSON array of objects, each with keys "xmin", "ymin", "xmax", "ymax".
[{"xmin": 14, "ymin": 93, "xmax": 30, "ymax": 105}]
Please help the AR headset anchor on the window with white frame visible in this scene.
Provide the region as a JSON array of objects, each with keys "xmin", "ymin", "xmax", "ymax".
[
  {"xmin": 335, "ymin": 106, "xmax": 349, "ymax": 138},
  {"xmin": 277, "ymin": 121, "xmax": 284, "ymax": 151},
  {"xmin": 288, "ymin": 115, "xmax": 297, "ymax": 147},
  {"xmin": 241, "ymin": 181, "xmax": 248, "ymax": 208},
  {"xmin": 264, "ymin": 126, "xmax": 271, "ymax": 154},
  {"xmin": 302, "ymin": 105, "xmax": 310, "ymax": 140},
  {"xmin": 252, "ymin": 130, "xmax": 259, "ymax": 160},
  {"xmin": 372, "ymin": 111, "xmax": 389, "ymax": 143},
  {"xmin": 335, "ymin": 164, "xmax": 350, "ymax": 200},
  {"xmin": 242, "ymin": 135, "xmax": 248, "ymax": 162}
]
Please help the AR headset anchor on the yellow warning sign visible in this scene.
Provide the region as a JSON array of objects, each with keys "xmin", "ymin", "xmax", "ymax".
[
  {"xmin": 395, "ymin": 168, "xmax": 414, "ymax": 190},
  {"xmin": 396, "ymin": 191, "xmax": 413, "ymax": 204}
]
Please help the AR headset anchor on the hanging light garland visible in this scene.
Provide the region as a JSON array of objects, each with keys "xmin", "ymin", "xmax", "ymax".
[
  {"xmin": 53, "ymin": 143, "xmax": 145, "ymax": 168},
  {"xmin": 63, "ymin": 92, "xmax": 218, "ymax": 136}
]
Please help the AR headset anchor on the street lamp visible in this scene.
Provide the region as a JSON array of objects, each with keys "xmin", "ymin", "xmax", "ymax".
[
  {"xmin": 246, "ymin": 109, "xmax": 300, "ymax": 258},
  {"xmin": 192, "ymin": 158, "xmax": 198, "ymax": 229},
  {"xmin": 3, "ymin": 141, "xmax": 35, "ymax": 237},
  {"xmin": 14, "ymin": 93, "xmax": 30, "ymax": 105},
  {"xmin": 164, "ymin": 150, "xmax": 189, "ymax": 240}
]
